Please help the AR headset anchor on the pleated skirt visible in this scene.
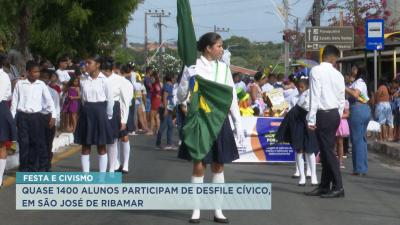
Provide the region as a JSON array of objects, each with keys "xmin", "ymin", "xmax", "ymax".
[
  {"xmin": 275, "ymin": 105, "xmax": 318, "ymax": 153},
  {"xmin": 74, "ymin": 102, "xmax": 113, "ymax": 145},
  {"xmin": 119, "ymin": 104, "xmax": 135, "ymax": 137},
  {"xmin": 0, "ymin": 101, "xmax": 17, "ymax": 142},
  {"xmin": 178, "ymin": 117, "xmax": 239, "ymax": 164}
]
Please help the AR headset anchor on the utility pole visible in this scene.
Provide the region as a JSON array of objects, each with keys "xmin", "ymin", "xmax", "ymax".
[
  {"xmin": 214, "ymin": 25, "xmax": 230, "ymax": 33},
  {"xmin": 283, "ymin": 0, "xmax": 289, "ymax": 76},
  {"xmin": 144, "ymin": 10, "xmax": 171, "ymax": 68}
]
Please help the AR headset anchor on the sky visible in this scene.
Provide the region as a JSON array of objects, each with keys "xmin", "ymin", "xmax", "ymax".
[{"xmin": 126, "ymin": 0, "xmax": 335, "ymax": 45}]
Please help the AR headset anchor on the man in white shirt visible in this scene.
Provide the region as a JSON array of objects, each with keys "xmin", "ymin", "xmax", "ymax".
[{"xmin": 305, "ymin": 45, "xmax": 345, "ymax": 198}]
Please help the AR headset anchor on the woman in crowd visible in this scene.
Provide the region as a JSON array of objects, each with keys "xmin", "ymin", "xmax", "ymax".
[{"xmin": 345, "ymin": 65, "xmax": 371, "ymax": 176}]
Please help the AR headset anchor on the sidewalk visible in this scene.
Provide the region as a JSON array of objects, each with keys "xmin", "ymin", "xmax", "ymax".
[
  {"xmin": 368, "ymin": 140, "xmax": 400, "ymax": 161},
  {"xmin": 5, "ymin": 132, "xmax": 76, "ymax": 170}
]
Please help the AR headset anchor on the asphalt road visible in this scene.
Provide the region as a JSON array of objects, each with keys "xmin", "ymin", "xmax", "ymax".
[{"xmin": 0, "ymin": 133, "xmax": 399, "ymax": 225}]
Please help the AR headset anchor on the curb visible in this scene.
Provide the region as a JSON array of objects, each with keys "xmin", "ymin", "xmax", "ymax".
[{"xmin": 368, "ymin": 141, "xmax": 400, "ymax": 160}]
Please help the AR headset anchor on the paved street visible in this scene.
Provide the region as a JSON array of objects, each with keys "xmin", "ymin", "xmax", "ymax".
[{"xmin": 0, "ymin": 134, "xmax": 399, "ymax": 225}]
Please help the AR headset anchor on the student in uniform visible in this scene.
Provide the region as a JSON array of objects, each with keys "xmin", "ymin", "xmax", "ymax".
[
  {"xmin": 0, "ymin": 54, "xmax": 17, "ymax": 185},
  {"xmin": 177, "ymin": 32, "xmax": 245, "ymax": 223},
  {"xmin": 305, "ymin": 45, "xmax": 345, "ymax": 198},
  {"xmin": 276, "ymin": 78, "xmax": 319, "ymax": 186},
  {"xmin": 101, "ymin": 58, "xmax": 133, "ymax": 173},
  {"xmin": 74, "ymin": 56, "xmax": 114, "ymax": 172},
  {"xmin": 117, "ymin": 64, "xmax": 135, "ymax": 173},
  {"xmin": 11, "ymin": 61, "xmax": 56, "ymax": 172},
  {"xmin": 39, "ymin": 69, "xmax": 60, "ymax": 171}
]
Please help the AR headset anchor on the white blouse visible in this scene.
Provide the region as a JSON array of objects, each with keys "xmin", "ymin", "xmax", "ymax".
[
  {"xmin": 10, "ymin": 79, "xmax": 56, "ymax": 119},
  {"xmin": 80, "ymin": 72, "xmax": 114, "ymax": 118},
  {"xmin": 296, "ymin": 89, "xmax": 310, "ymax": 111},
  {"xmin": 0, "ymin": 69, "xmax": 12, "ymax": 102},
  {"xmin": 178, "ymin": 56, "xmax": 241, "ymax": 125},
  {"xmin": 106, "ymin": 73, "xmax": 134, "ymax": 124}
]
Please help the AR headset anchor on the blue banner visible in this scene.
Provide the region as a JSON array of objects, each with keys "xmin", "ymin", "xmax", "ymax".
[{"xmin": 235, "ymin": 117, "xmax": 295, "ymax": 163}]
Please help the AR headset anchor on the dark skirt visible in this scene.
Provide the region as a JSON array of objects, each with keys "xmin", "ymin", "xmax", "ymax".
[
  {"xmin": 275, "ymin": 105, "xmax": 318, "ymax": 153},
  {"xmin": 109, "ymin": 101, "xmax": 121, "ymax": 139},
  {"xmin": 119, "ymin": 104, "xmax": 135, "ymax": 137},
  {"xmin": 178, "ymin": 117, "xmax": 239, "ymax": 164},
  {"xmin": 0, "ymin": 101, "xmax": 17, "ymax": 142},
  {"xmin": 74, "ymin": 102, "xmax": 113, "ymax": 145}
]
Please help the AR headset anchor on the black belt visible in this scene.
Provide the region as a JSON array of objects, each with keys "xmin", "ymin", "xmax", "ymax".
[{"xmin": 317, "ymin": 108, "xmax": 338, "ymax": 113}]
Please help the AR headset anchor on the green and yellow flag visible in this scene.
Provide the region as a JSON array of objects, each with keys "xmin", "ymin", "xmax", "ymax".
[
  {"xmin": 182, "ymin": 75, "xmax": 233, "ymax": 160},
  {"xmin": 177, "ymin": 0, "xmax": 233, "ymax": 161},
  {"xmin": 177, "ymin": 0, "xmax": 197, "ymax": 67}
]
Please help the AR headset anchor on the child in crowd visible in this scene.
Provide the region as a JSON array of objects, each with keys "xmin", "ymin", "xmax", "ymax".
[
  {"xmin": 62, "ymin": 76, "xmax": 80, "ymax": 132},
  {"xmin": 336, "ymin": 100, "xmax": 350, "ymax": 169}
]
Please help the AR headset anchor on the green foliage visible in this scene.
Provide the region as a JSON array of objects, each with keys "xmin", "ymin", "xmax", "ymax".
[
  {"xmin": 113, "ymin": 47, "xmax": 136, "ymax": 64},
  {"xmin": 0, "ymin": 0, "xmax": 141, "ymax": 60},
  {"xmin": 223, "ymin": 36, "xmax": 283, "ymax": 71}
]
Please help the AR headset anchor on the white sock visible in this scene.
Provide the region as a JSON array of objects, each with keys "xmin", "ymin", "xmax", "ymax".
[
  {"xmin": 121, "ymin": 141, "xmax": 131, "ymax": 171},
  {"xmin": 115, "ymin": 142, "xmax": 121, "ymax": 170},
  {"xmin": 296, "ymin": 153, "xmax": 305, "ymax": 184},
  {"xmin": 0, "ymin": 159, "xmax": 6, "ymax": 185},
  {"xmin": 81, "ymin": 155, "xmax": 90, "ymax": 172},
  {"xmin": 107, "ymin": 140, "xmax": 118, "ymax": 172},
  {"xmin": 293, "ymin": 153, "xmax": 300, "ymax": 176},
  {"xmin": 306, "ymin": 154, "xmax": 311, "ymax": 177},
  {"xmin": 212, "ymin": 172, "xmax": 226, "ymax": 219},
  {"xmin": 191, "ymin": 176, "xmax": 204, "ymax": 220},
  {"xmin": 306, "ymin": 153, "xmax": 318, "ymax": 184},
  {"xmin": 98, "ymin": 154, "xmax": 108, "ymax": 172}
]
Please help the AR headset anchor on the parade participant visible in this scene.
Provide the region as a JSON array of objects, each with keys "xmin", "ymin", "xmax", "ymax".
[
  {"xmin": 117, "ymin": 64, "xmax": 135, "ymax": 173},
  {"xmin": 177, "ymin": 32, "xmax": 244, "ymax": 223},
  {"xmin": 236, "ymin": 88, "xmax": 254, "ymax": 117},
  {"xmin": 276, "ymin": 78, "xmax": 318, "ymax": 186},
  {"xmin": 100, "ymin": 57, "xmax": 133, "ymax": 173},
  {"xmin": 305, "ymin": 45, "xmax": 345, "ymax": 198},
  {"xmin": 74, "ymin": 56, "xmax": 114, "ymax": 173},
  {"xmin": 0, "ymin": 54, "xmax": 16, "ymax": 185},
  {"xmin": 11, "ymin": 61, "xmax": 56, "ymax": 172},
  {"xmin": 345, "ymin": 66, "xmax": 371, "ymax": 176},
  {"xmin": 39, "ymin": 69, "xmax": 60, "ymax": 172}
]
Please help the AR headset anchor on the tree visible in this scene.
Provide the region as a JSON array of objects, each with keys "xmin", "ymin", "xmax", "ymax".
[{"xmin": 0, "ymin": 0, "xmax": 141, "ymax": 61}]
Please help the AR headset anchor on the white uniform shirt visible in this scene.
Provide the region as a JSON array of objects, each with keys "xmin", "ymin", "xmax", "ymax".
[
  {"xmin": 296, "ymin": 89, "xmax": 310, "ymax": 111},
  {"xmin": 0, "ymin": 68, "xmax": 12, "ymax": 101},
  {"xmin": 56, "ymin": 69, "xmax": 71, "ymax": 87},
  {"xmin": 349, "ymin": 78, "xmax": 369, "ymax": 101},
  {"xmin": 306, "ymin": 62, "xmax": 345, "ymax": 126},
  {"xmin": 80, "ymin": 72, "xmax": 114, "ymax": 118},
  {"xmin": 106, "ymin": 73, "xmax": 133, "ymax": 124},
  {"xmin": 178, "ymin": 56, "xmax": 241, "ymax": 125},
  {"xmin": 10, "ymin": 79, "xmax": 56, "ymax": 119},
  {"xmin": 41, "ymin": 86, "xmax": 61, "ymax": 126}
]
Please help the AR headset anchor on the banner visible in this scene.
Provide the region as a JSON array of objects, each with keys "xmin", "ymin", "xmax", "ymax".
[{"xmin": 234, "ymin": 117, "xmax": 295, "ymax": 163}]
